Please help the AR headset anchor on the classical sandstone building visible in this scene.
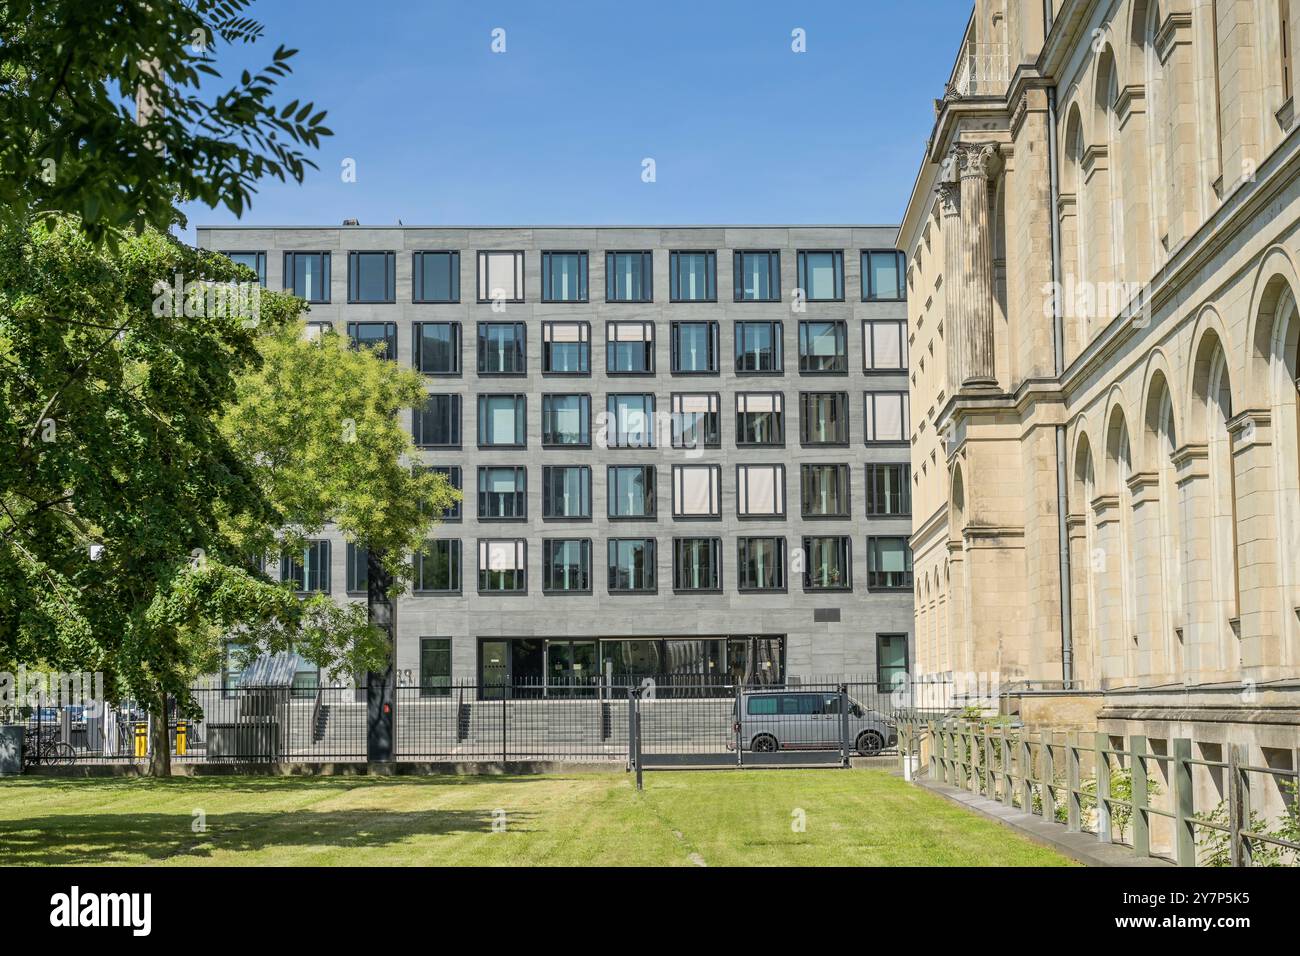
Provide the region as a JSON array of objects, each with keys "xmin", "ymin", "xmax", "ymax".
[{"xmin": 900, "ymin": 0, "xmax": 1300, "ymax": 769}]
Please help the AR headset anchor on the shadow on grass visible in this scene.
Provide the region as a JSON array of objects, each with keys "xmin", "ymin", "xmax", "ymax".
[
  {"xmin": 0, "ymin": 807, "xmax": 535, "ymax": 865},
  {"xmin": 2, "ymin": 773, "xmax": 605, "ymax": 795}
]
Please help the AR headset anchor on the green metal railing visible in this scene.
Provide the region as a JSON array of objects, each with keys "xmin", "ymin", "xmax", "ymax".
[{"xmin": 898, "ymin": 719, "xmax": 1300, "ymax": 867}]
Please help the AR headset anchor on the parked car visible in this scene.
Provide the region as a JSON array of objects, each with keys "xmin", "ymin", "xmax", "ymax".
[{"xmin": 731, "ymin": 690, "xmax": 897, "ymax": 755}]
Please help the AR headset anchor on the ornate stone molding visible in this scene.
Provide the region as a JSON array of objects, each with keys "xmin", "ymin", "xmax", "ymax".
[
  {"xmin": 936, "ymin": 181, "xmax": 961, "ymax": 217},
  {"xmin": 953, "ymin": 141, "xmax": 1002, "ymax": 180}
]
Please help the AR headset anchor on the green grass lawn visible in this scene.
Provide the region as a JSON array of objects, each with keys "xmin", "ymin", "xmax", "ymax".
[{"xmin": 0, "ymin": 769, "xmax": 1073, "ymax": 866}]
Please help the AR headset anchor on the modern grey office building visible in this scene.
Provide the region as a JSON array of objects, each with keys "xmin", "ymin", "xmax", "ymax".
[{"xmin": 197, "ymin": 225, "xmax": 914, "ymax": 696}]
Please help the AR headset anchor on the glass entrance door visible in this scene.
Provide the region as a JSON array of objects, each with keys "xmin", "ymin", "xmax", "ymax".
[
  {"xmin": 480, "ymin": 640, "xmax": 509, "ymax": 699},
  {"xmin": 546, "ymin": 641, "xmax": 598, "ymax": 696}
]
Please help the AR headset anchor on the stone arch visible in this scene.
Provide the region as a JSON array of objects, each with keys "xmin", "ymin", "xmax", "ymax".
[
  {"xmin": 1093, "ymin": 43, "xmax": 1124, "ymax": 286},
  {"xmin": 1138, "ymin": 351, "xmax": 1182, "ymax": 470},
  {"xmin": 949, "ymin": 463, "xmax": 967, "ymax": 538},
  {"xmin": 1244, "ymin": 246, "xmax": 1300, "ymax": 406},
  {"xmin": 1101, "ymin": 386, "xmax": 1135, "ymax": 493},
  {"xmin": 1129, "ymin": 0, "xmax": 1168, "ymax": 260},
  {"xmin": 1186, "ymin": 309, "xmax": 1241, "ymax": 443}
]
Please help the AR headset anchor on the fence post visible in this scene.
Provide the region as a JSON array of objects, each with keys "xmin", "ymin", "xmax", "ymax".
[
  {"xmin": 626, "ymin": 688, "xmax": 636, "ymax": 772},
  {"xmin": 983, "ymin": 725, "xmax": 993, "ymax": 798},
  {"xmin": 500, "ymin": 687, "xmax": 507, "ymax": 767},
  {"xmin": 1172, "ymin": 737, "xmax": 1195, "ymax": 867},
  {"xmin": 1228, "ymin": 743, "xmax": 1250, "ymax": 867},
  {"xmin": 1041, "ymin": 730, "xmax": 1055, "ymax": 822},
  {"xmin": 1132, "ymin": 734, "xmax": 1149, "ymax": 859},
  {"xmin": 1000, "ymin": 726, "xmax": 1013, "ymax": 806},
  {"xmin": 1095, "ymin": 732, "xmax": 1112, "ymax": 843},
  {"xmin": 1019, "ymin": 731, "xmax": 1033, "ymax": 812},
  {"xmin": 1066, "ymin": 732, "xmax": 1082, "ymax": 832},
  {"xmin": 633, "ymin": 689, "xmax": 643, "ymax": 792},
  {"xmin": 839, "ymin": 683, "xmax": 850, "ymax": 767},
  {"xmin": 928, "ymin": 721, "xmax": 938, "ymax": 780}
]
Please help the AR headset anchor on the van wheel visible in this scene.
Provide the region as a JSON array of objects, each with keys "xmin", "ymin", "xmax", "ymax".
[
  {"xmin": 752, "ymin": 734, "xmax": 778, "ymax": 753},
  {"xmin": 855, "ymin": 731, "xmax": 885, "ymax": 756}
]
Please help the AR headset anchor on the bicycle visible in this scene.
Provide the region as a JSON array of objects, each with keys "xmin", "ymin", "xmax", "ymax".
[{"xmin": 22, "ymin": 729, "xmax": 75, "ymax": 768}]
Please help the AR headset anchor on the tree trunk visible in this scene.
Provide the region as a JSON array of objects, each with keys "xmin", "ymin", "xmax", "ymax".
[
  {"xmin": 365, "ymin": 547, "xmax": 395, "ymax": 762},
  {"xmin": 148, "ymin": 689, "xmax": 171, "ymax": 777}
]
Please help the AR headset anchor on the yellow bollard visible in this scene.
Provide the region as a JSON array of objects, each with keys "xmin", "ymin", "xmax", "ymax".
[
  {"xmin": 175, "ymin": 720, "xmax": 187, "ymax": 756},
  {"xmin": 134, "ymin": 722, "xmax": 148, "ymax": 758}
]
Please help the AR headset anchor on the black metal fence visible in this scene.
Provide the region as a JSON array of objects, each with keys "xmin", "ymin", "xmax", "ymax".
[{"xmin": 17, "ymin": 675, "xmax": 953, "ymax": 768}]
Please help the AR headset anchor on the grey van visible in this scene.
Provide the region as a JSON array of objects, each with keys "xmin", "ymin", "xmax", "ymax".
[{"xmin": 731, "ymin": 690, "xmax": 896, "ymax": 755}]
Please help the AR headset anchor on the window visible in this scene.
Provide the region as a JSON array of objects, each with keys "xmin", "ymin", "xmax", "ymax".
[
  {"xmin": 799, "ymin": 391, "xmax": 850, "ymax": 445},
  {"xmin": 737, "ymin": 464, "xmax": 786, "ymax": 518},
  {"xmin": 476, "ymin": 251, "xmax": 524, "ymax": 303},
  {"xmin": 284, "ymin": 251, "xmax": 330, "ymax": 302},
  {"xmin": 543, "ymin": 539, "xmax": 592, "ymax": 592},
  {"xmin": 478, "ymin": 539, "xmax": 526, "ymax": 593},
  {"xmin": 796, "ymin": 250, "xmax": 844, "ymax": 302},
  {"xmin": 477, "ymin": 322, "xmax": 526, "ymax": 375},
  {"xmin": 419, "ymin": 637, "xmax": 452, "ymax": 697},
  {"xmin": 866, "ymin": 464, "xmax": 910, "ymax": 516},
  {"xmin": 543, "ymin": 322, "xmax": 590, "ymax": 374},
  {"xmin": 606, "ymin": 251, "xmax": 652, "ymax": 302},
  {"xmin": 477, "ymin": 466, "xmax": 526, "ymax": 520},
  {"xmin": 673, "ymin": 538, "xmax": 721, "ymax": 591},
  {"xmin": 541, "ymin": 394, "xmax": 591, "ymax": 447},
  {"xmin": 415, "ymin": 540, "xmax": 461, "ymax": 593},
  {"xmin": 607, "ymin": 393, "xmax": 655, "ymax": 448},
  {"xmin": 866, "ymin": 536, "xmax": 913, "ymax": 590},
  {"xmin": 864, "ymin": 319, "xmax": 907, "ymax": 371},
  {"xmin": 876, "ymin": 633, "xmax": 909, "ymax": 689},
  {"xmin": 735, "ymin": 320, "xmax": 783, "ymax": 373},
  {"xmin": 346, "ymin": 542, "xmax": 368, "ymax": 594},
  {"xmin": 414, "ymin": 394, "xmax": 461, "ymax": 448},
  {"xmin": 543, "ymin": 465, "xmax": 591, "ymax": 520},
  {"xmin": 864, "ymin": 391, "xmax": 909, "ymax": 443},
  {"xmin": 670, "ymin": 321, "xmax": 720, "ymax": 374},
  {"xmin": 608, "ymin": 538, "xmax": 656, "ymax": 592},
  {"xmin": 738, "ymin": 537, "xmax": 785, "ymax": 591},
  {"xmin": 221, "ymin": 250, "xmax": 266, "ymax": 286},
  {"xmin": 606, "ymin": 321, "xmax": 655, "ymax": 374},
  {"xmin": 477, "ymin": 394, "xmax": 526, "ymax": 447},
  {"xmin": 348, "ymin": 321, "xmax": 397, "ymax": 361},
  {"xmin": 801, "ymin": 464, "xmax": 850, "ymax": 518},
  {"xmin": 428, "ymin": 465, "xmax": 462, "ymax": 520},
  {"xmin": 414, "ymin": 322, "xmax": 460, "ymax": 375},
  {"xmin": 304, "ymin": 321, "xmax": 333, "ymax": 342},
  {"xmin": 281, "ymin": 540, "xmax": 330, "ymax": 593},
  {"xmin": 669, "ymin": 251, "xmax": 717, "ymax": 302},
  {"xmin": 798, "ymin": 320, "xmax": 848, "ymax": 373},
  {"xmin": 413, "ymin": 250, "xmax": 460, "ymax": 303},
  {"xmin": 803, "ymin": 535, "xmax": 851, "ymax": 590},
  {"xmin": 736, "ymin": 392, "xmax": 784, "ymax": 446},
  {"xmin": 347, "ymin": 250, "xmax": 396, "ymax": 303},
  {"xmin": 541, "ymin": 251, "xmax": 588, "ymax": 303},
  {"xmin": 671, "ymin": 393, "xmax": 720, "ymax": 449},
  {"xmin": 608, "ymin": 465, "xmax": 656, "ymax": 519},
  {"xmin": 862, "ymin": 250, "xmax": 906, "ymax": 301},
  {"xmin": 734, "ymin": 250, "xmax": 780, "ymax": 302},
  {"xmin": 672, "ymin": 464, "xmax": 721, "ymax": 519}
]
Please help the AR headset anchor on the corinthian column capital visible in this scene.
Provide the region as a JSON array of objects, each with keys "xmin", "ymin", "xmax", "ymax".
[
  {"xmin": 952, "ymin": 141, "xmax": 1002, "ymax": 181},
  {"xmin": 936, "ymin": 181, "xmax": 961, "ymax": 218}
]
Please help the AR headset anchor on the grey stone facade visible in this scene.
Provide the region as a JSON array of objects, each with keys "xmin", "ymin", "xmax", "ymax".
[{"xmin": 195, "ymin": 225, "xmax": 912, "ymax": 689}]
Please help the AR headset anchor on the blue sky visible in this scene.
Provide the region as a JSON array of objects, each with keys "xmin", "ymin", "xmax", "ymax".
[{"xmin": 178, "ymin": 0, "xmax": 973, "ymax": 241}]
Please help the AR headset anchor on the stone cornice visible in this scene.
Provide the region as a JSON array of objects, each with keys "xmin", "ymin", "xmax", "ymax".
[
  {"xmin": 1115, "ymin": 84, "xmax": 1146, "ymax": 127},
  {"xmin": 1090, "ymin": 493, "xmax": 1120, "ymax": 516},
  {"xmin": 1170, "ymin": 442, "xmax": 1209, "ymax": 467},
  {"xmin": 1156, "ymin": 13, "xmax": 1194, "ymax": 65}
]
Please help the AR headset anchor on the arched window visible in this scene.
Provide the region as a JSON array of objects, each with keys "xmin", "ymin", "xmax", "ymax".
[
  {"xmin": 1107, "ymin": 410, "xmax": 1138, "ymax": 679},
  {"xmin": 1206, "ymin": 345, "xmax": 1242, "ymax": 669},
  {"xmin": 1096, "ymin": 48, "xmax": 1125, "ymax": 286},
  {"xmin": 1146, "ymin": 375, "xmax": 1184, "ymax": 677},
  {"xmin": 1137, "ymin": 0, "xmax": 1168, "ymax": 260},
  {"xmin": 1073, "ymin": 436, "xmax": 1099, "ymax": 661}
]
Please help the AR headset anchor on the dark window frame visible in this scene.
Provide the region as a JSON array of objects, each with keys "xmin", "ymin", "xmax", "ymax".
[
  {"xmin": 347, "ymin": 321, "xmax": 398, "ymax": 361},
  {"xmin": 412, "ymin": 250, "xmax": 461, "ymax": 304},
  {"xmin": 864, "ymin": 390, "xmax": 911, "ymax": 445},
  {"xmin": 737, "ymin": 536, "xmax": 787, "ymax": 592},
  {"xmin": 607, "ymin": 537, "xmax": 658, "ymax": 594},
  {"xmin": 280, "ymin": 539, "xmax": 331, "ymax": 594},
  {"xmin": 866, "ymin": 463, "xmax": 912, "ymax": 517},
  {"xmin": 605, "ymin": 250, "xmax": 654, "ymax": 303},
  {"xmin": 541, "ymin": 393, "xmax": 592, "ymax": 449},
  {"xmin": 735, "ymin": 463, "xmax": 787, "ymax": 520},
  {"xmin": 734, "ymin": 320, "xmax": 784, "ymax": 375},
  {"xmin": 670, "ymin": 320, "xmax": 721, "ymax": 376},
  {"xmin": 540, "ymin": 250, "xmax": 590, "ymax": 303},
  {"xmin": 863, "ymin": 318, "xmax": 909, "ymax": 372},
  {"xmin": 866, "ymin": 536, "xmax": 914, "ymax": 591},
  {"xmin": 414, "ymin": 540, "xmax": 462, "ymax": 594},
  {"xmin": 798, "ymin": 319, "xmax": 849, "ymax": 374},
  {"xmin": 426, "ymin": 465, "xmax": 462, "ymax": 521},
  {"xmin": 413, "ymin": 321, "xmax": 462, "ymax": 376},
  {"xmin": 670, "ymin": 392, "xmax": 721, "ymax": 449},
  {"xmin": 419, "ymin": 636, "xmax": 454, "ymax": 698},
  {"xmin": 220, "ymin": 250, "xmax": 267, "ymax": 287},
  {"xmin": 607, "ymin": 464, "xmax": 657, "ymax": 520},
  {"xmin": 283, "ymin": 251, "xmax": 331, "ymax": 303},
  {"xmin": 800, "ymin": 463, "xmax": 852, "ymax": 519},
  {"xmin": 796, "ymin": 249, "xmax": 845, "ymax": 303},
  {"xmin": 414, "ymin": 394, "xmax": 462, "ymax": 449},
  {"xmin": 799, "ymin": 391, "xmax": 851, "ymax": 446},
  {"xmin": 477, "ymin": 538, "xmax": 528, "ymax": 595},
  {"xmin": 607, "ymin": 393, "xmax": 657, "ymax": 449},
  {"xmin": 669, "ymin": 250, "xmax": 717, "ymax": 303},
  {"xmin": 542, "ymin": 465, "xmax": 593, "ymax": 521},
  {"xmin": 862, "ymin": 250, "xmax": 907, "ymax": 302},
  {"xmin": 605, "ymin": 320, "xmax": 656, "ymax": 376},
  {"xmin": 476, "ymin": 321, "xmax": 527, "ymax": 376},
  {"xmin": 477, "ymin": 393, "xmax": 528, "ymax": 449},
  {"xmin": 671, "ymin": 463, "xmax": 722, "ymax": 521},
  {"xmin": 672, "ymin": 537, "xmax": 723, "ymax": 593},
  {"xmin": 542, "ymin": 321, "xmax": 592, "ymax": 376},
  {"xmin": 476, "ymin": 465, "xmax": 527, "ymax": 521},
  {"xmin": 542, "ymin": 538, "xmax": 593, "ymax": 594},
  {"xmin": 347, "ymin": 250, "xmax": 397, "ymax": 304},
  {"xmin": 735, "ymin": 391, "xmax": 785, "ymax": 447},
  {"xmin": 345, "ymin": 541, "xmax": 368, "ymax": 595},
  {"xmin": 732, "ymin": 250, "xmax": 781, "ymax": 303},
  {"xmin": 802, "ymin": 535, "xmax": 853, "ymax": 592},
  {"xmin": 476, "ymin": 250, "xmax": 526, "ymax": 304}
]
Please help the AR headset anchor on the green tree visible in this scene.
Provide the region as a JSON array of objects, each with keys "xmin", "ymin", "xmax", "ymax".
[{"xmin": 0, "ymin": 0, "xmax": 331, "ymax": 244}]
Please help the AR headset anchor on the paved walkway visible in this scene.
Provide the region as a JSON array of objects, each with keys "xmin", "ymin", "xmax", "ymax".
[{"xmin": 918, "ymin": 778, "xmax": 1175, "ymax": 867}]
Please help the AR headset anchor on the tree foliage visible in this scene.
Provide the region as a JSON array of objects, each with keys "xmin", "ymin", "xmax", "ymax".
[{"xmin": 0, "ymin": 0, "xmax": 332, "ymax": 244}]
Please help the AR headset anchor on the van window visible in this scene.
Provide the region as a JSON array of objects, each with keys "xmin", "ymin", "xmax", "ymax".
[
  {"xmin": 822, "ymin": 694, "xmax": 842, "ymax": 714},
  {"xmin": 747, "ymin": 696, "xmax": 778, "ymax": 715}
]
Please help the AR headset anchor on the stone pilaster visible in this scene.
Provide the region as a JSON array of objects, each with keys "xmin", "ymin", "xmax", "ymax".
[
  {"xmin": 954, "ymin": 142, "xmax": 1001, "ymax": 388},
  {"xmin": 938, "ymin": 180, "xmax": 964, "ymax": 394}
]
